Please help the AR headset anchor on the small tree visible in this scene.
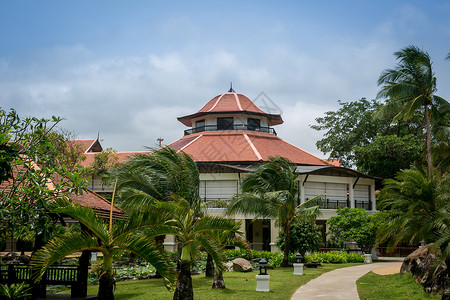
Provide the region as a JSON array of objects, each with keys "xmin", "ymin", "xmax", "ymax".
[
  {"xmin": 276, "ymin": 219, "xmax": 323, "ymax": 256},
  {"xmin": 327, "ymin": 207, "xmax": 376, "ymax": 253}
]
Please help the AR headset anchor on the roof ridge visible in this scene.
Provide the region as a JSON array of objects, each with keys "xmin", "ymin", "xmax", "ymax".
[
  {"xmin": 243, "ymin": 133, "xmax": 263, "ymax": 161},
  {"xmin": 233, "ymin": 93, "xmax": 243, "ymax": 111},
  {"xmin": 179, "ymin": 134, "xmax": 203, "ymax": 152},
  {"xmin": 207, "ymin": 93, "xmax": 226, "ymax": 112},
  {"xmin": 278, "ymin": 138, "xmax": 330, "ymax": 166}
]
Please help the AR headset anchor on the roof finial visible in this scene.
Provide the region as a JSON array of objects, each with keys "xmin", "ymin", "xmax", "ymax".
[{"xmin": 228, "ymin": 82, "xmax": 235, "ymax": 93}]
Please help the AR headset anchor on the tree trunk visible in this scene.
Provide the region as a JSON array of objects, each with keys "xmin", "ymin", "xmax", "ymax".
[
  {"xmin": 281, "ymin": 225, "xmax": 290, "ymax": 267},
  {"xmin": 98, "ymin": 272, "xmax": 115, "ymax": 300},
  {"xmin": 205, "ymin": 253, "xmax": 215, "ymax": 277},
  {"xmin": 154, "ymin": 235, "xmax": 166, "ymax": 278},
  {"xmin": 212, "ymin": 269, "xmax": 225, "ymax": 289},
  {"xmin": 97, "ymin": 254, "xmax": 115, "ymax": 300},
  {"xmin": 424, "ymin": 104, "xmax": 433, "ymax": 177},
  {"xmin": 173, "ymin": 260, "xmax": 193, "ymax": 300}
]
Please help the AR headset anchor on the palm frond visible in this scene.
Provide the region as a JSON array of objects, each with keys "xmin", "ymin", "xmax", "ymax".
[{"xmin": 31, "ymin": 230, "xmax": 99, "ymax": 282}]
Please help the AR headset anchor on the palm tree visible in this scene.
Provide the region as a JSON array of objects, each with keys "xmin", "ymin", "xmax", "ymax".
[
  {"xmin": 377, "ymin": 167, "xmax": 449, "ymax": 249},
  {"xmin": 157, "ymin": 194, "xmax": 239, "ymax": 300},
  {"xmin": 113, "ymin": 147, "xmax": 239, "ymax": 300},
  {"xmin": 205, "ymin": 222, "xmax": 249, "ymax": 289},
  {"xmin": 376, "ymin": 45, "xmax": 448, "ymax": 176},
  {"xmin": 227, "ymin": 156, "xmax": 321, "ymax": 267},
  {"xmin": 30, "ymin": 197, "xmax": 176, "ymax": 300}
]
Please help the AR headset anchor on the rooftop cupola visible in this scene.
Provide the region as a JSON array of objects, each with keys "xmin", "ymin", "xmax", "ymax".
[{"xmin": 177, "ymin": 88, "xmax": 283, "ymax": 136}]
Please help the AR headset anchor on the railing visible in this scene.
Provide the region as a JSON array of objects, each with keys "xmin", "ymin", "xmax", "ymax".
[
  {"xmin": 202, "ymin": 198, "xmax": 230, "ymax": 208},
  {"xmin": 355, "ymin": 200, "xmax": 372, "ymax": 210},
  {"xmin": 0, "ymin": 264, "xmax": 79, "ymax": 285},
  {"xmin": 184, "ymin": 124, "xmax": 277, "ymax": 136},
  {"xmin": 320, "ymin": 199, "xmax": 349, "ymax": 209}
]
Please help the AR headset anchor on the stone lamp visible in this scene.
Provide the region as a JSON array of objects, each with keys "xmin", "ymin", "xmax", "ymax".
[{"xmin": 256, "ymin": 258, "xmax": 270, "ymax": 292}]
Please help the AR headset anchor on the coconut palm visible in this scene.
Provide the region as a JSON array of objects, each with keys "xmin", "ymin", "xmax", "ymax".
[
  {"xmin": 376, "ymin": 45, "xmax": 448, "ymax": 176},
  {"xmin": 377, "ymin": 167, "xmax": 449, "ymax": 250},
  {"xmin": 227, "ymin": 156, "xmax": 321, "ymax": 267},
  {"xmin": 30, "ymin": 197, "xmax": 177, "ymax": 300}
]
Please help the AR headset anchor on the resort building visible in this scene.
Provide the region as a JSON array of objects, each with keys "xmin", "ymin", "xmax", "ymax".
[{"xmin": 81, "ymin": 89, "xmax": 377, "ymax": 252}]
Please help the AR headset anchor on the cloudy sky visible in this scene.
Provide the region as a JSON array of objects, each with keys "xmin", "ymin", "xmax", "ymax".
[{"xmin": 1, "ymin": 1, "xmax": 449, "ymax": 157}]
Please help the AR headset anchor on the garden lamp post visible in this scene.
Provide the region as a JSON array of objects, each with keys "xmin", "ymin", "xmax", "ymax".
[
  {"xmin": 293, "ymin": 252, "xmax": 304, "ymax": 275},
  {"xmin": 256, "ymin": 258, "xmax": 270, "ymax": 292}
]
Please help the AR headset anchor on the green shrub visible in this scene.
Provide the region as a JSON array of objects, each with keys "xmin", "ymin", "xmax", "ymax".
[{"xmin": 305, "ymin": 251, "xmax": 364, "ymax": 263}]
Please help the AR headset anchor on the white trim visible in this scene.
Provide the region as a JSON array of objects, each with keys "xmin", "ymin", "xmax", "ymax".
[
  {"xmin": 178, "ymin": 134, "xmax": 203, "ymax": 152},
  {"xmin": 207, "ymin": 93, "xmax": 227, "ymax": 112},
  {"xmin": 163, "ymin": 242, "xmax": 177, "ymax": 246},
  {"xmin": 244, "ymin": 134, "xmax": 263, "ymax": 160},
  {"xmin": 233, "ymin": 93, "xmax": 243, "ymax": 111}
]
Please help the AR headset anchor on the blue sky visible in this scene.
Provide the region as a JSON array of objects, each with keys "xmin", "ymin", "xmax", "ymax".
[{"xmin": 1, "ymin": 1, "xmax": 449, "ymax": 156}]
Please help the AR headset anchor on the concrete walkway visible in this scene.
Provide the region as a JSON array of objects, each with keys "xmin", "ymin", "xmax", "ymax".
[{"xmin": 290, "ymin": 258, "xmax": 403, "ymax": 300}]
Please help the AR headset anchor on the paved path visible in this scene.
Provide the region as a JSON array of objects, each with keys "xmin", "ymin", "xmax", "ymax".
[{"xmin": 290, "ymin": 258, "xmax": 403, "ymax": 300}]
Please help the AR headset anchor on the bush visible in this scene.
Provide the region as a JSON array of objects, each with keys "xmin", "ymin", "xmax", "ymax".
[
  {"xmin": 305, "ymin": 251, "xmax": 364, "ymax": 263},
  {"xmin": 276, "ymin": 220, "xmax": 323, "ymax": 256}
]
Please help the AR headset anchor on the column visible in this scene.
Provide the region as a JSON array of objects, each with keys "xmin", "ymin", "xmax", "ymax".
[{"xmin": 270, "ymin": 219, "xmax": 279, "ymax": 253}]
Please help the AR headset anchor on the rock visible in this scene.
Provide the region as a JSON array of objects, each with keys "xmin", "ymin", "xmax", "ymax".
[
  {"xmin": 223, "ymin": 262, "xmax": 233, "ymax": 272},
  {"xmin": 232, "ymin": 258, "xmax": 253, "ymax": 272},
  {"xmin": 401, "ymin": 244, "xmax": 449, "ymax": 297}
]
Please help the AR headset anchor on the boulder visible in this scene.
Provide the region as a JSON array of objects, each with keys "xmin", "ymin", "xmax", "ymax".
[
  {"xmin": 232, "ymin": 258, "xmax": 253, "ymax": 272},
  {"xmin": 401, "ymin": 245, "xmax": 449, "ymax": 297}
]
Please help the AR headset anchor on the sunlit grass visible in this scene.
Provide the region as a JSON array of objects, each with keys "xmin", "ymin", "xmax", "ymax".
[
  {"xmin": 68, "ymin": 263, "xmax": 362, "ymax": 299},
  {"xmin": 357, "ymin": 272, "xmax": 439, "ymax": 300}
]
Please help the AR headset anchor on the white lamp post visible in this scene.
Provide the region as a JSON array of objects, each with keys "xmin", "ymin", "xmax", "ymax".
[
  {"xmin": 293, "ymin": 252, "xmax": 304, "ymax": 275},
  {"xmin": 256, "ymin": 258, "xmax": 270, "ymax": 292}
]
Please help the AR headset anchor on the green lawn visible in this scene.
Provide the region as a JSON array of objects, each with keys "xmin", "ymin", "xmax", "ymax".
[
  {"xmin": 73, "ymin": 263, "xmax": 361, "ymax": 299},
  {"xmin": 357, "ymin": 272, "xmax": 440, "ymax": 300}
]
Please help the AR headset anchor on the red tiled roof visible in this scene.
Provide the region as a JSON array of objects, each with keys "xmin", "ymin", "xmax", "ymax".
[
  {"xmin": 68, "ymin": 139, "xmax": 103, "ymax": 153},
  {"xmin": 70, "ymin": 189, "xmax": 124, "ymax": 215},
  {"xmin": 177, "ymin": 92, "xmax": 283, "ymax": 126},
  {"xmin": 78, "ymin": 151, "xmax": 151, "ymax": 167},
  {"xmin": 168, "ymin": 131, "xmax": 331, "ymax": 166}
]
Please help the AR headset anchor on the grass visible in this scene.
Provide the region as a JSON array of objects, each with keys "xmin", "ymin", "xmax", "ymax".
[
  {"xmin": 357, "ymin": 272, "xmax": 440, "ymax": 300},
  {"xmin": 65, "ymin": 263, "xmax": 362, "ymax": 299}
]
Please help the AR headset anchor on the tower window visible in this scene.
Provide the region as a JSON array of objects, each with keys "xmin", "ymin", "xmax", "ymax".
[
  {"xmin": 248, "ymin": 118, "xmax": 260, "ymax": 131},
  {"xmin": 217, "ymin": 117, "xmax": 234, "ymax": 130}
]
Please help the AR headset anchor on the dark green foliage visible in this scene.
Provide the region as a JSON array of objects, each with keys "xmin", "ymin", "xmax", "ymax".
[
  {"xmin": 276, "ymin": 219, "xmax": 323, "ymax": 256},
  {"xmin": 310, "ymin": 98, "xmax": 423, "ymax": 176},
  {"xmin": 377, "ymin": 167, "xmax": 449, "ymax": 258},
  {"xmin": 327, "ymin": 208, "xmax": 376, "ymax": 253},
  {"xmin": 353, "ymin": 134, "xmax": 423, "ymax": 178},
  {"xmin": 0, "ymin": 282, "xmax": 31, "ymax": 300}
]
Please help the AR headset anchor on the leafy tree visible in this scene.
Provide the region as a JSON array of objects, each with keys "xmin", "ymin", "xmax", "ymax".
[
  {"xmin": 310, "ymin": 98, "xmax": 422, "ymax": 172},
  {"xmin": 276, "ymin": 219, "xmax": 323, "ymax": 256},
  {"xmin": 31, "ymin": 197, "xmax": 176, "ymax": 300},
  {"xmin": 376, "ymin": 45, "xmax": 448, "ymax": 176},
  {"xmin": 0, "ymin": 108, "xmax": 85, "ymax": 249},
  {"xmin": 327, "ymin": 207, "xmax": 376, "ymax": 253},
  {"xmin": 353, "ymin": 134, "xmax": 423, "ymax": 178},
  {"xmin": 227, "ymin": 156, "xmax": 321, "ymax": 267}
]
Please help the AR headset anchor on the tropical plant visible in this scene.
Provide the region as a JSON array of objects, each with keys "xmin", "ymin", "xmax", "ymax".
[
  {"xmin": 30, "ymin": 197, "xmax": 176, "ymax": 300},
  {"xmin": 114, "ymin": 147, "xmax": 239, "ymax": 300},
  {"xmin": 0, "ymin": 282, "xmax": 31, "ymax": 300},
  {"xmin": 227, "ymin": 156, "xmax": 321, "ymax": 267},
  {"xmin": 377, "ymin": 167, "xmax": 449, "ymax": 253},
  {"xmin": 276, "ymin": 218, "xmax": 323, "ymax": 256},
  {"xmin": 376, "ymin": 45, "xmax": 448, "ymax": 176},
  {"xmin": 205, "ymin": 222, "xmax": 249, "ymax": 289}
]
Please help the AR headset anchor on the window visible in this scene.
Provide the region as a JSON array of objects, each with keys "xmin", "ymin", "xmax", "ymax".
[
  {"xmin": 194, "ymin": 120, "xmax": 205, "ymax": 133},
  {"xmin": 248, "ymin": 118, "xmax": 261, "ymax": 131},
  {"xmin": 217, "ymin": 117, "xmax": 234, "ymax": 130}
]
